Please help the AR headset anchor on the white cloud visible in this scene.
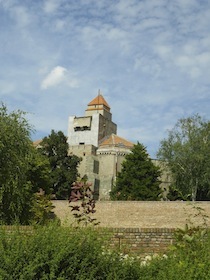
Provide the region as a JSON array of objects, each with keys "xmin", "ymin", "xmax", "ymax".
[
  {"xmin": 41, "ymin": 66, "xmax": 68, "ymax": 90},
  {"xmin": 41, "ymin": 66, "xmax": 79, "ymax": 90}
]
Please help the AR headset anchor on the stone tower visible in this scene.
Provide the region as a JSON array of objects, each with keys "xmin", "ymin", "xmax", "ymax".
[
  {"xmin": 68, "ymin": 93, "xmax": 117, "ymax": 147},
  {"xmin": 67, "ymin": 92, "xmax": 133, "ymax": 200}
]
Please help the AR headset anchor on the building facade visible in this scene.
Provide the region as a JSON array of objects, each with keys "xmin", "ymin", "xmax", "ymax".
[
  {"xmin": 67, "ymin": 93, "xmax": 134, "ymax": 200},
  {"xmin": 67, "ymin": 93, "xmax": 171, "ymax": 200}
]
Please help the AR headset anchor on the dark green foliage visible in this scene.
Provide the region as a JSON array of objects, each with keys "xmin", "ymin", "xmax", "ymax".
[
  {"xmin": 40, "ymin": 130, "xmax": 81, "ymax": 199},
  {"xmin": 157, "ymin": 114, "xmax": 210, "ymax": 201},
  {"xmin": 166, "ymin": 185, "xmax": 191, "ymax": 201},
  {"xmin": 111, "ymin": 142, "xmax": 162, "ymax": 200}
]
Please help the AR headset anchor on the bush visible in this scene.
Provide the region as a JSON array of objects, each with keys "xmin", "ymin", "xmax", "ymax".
[
  {"xmin": 140, "ymin": 230, "xmax": 210, "ymax": 280},
  {"xmin": 30, "ymin": 193, "xmax": 57, "ymax": 225},
  {"xmin": 0, "ymin": 224, "xmax": 141, "ymax": 280},
  {"xmin": 0, "ymin": 224, "xmax": 209, "ymax": 279}
]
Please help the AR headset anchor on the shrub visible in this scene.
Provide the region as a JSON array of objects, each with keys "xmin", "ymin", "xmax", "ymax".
[
  {"xmin": 0, "ymin": 224, "xmax": 142, "ymax": 279},
  {"xmin": 30, "ymin": 193, "xmax": 57, "ymax": 225},
  {"xmin": 140, "ymin": 231, "xmax": 210, "ymax": 280},
  {"xmin": 0, "ymin": 221, "xmax": 209, "ymax": 279},
  {"xmin": 138, "ymin": 204, "xmax": 210, "ymax": 280}
]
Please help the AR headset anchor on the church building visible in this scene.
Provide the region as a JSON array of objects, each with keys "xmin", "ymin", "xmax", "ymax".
[{"xmin": 67, "ymin": 92, "xmax": 134, "ymax": 200}]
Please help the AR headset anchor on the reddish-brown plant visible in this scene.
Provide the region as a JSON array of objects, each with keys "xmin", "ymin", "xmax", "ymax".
[{"xmin": 69, "ymin": 177, "xmax": 99, "ymax": 226}]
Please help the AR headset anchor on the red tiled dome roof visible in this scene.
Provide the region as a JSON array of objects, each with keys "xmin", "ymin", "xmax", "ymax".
[{"xmin": 99, "ymin": 134, "xmax": 134, "ymax": 148}]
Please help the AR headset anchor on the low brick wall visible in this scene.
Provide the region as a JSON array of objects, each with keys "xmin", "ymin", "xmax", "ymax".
[
  {"xmin": 108, "ymin": 228, "xmax": 175, "ymax": 255},
  {"xmin": 0, "ymin": 225, "xmax": 174, "ymax": 255}
]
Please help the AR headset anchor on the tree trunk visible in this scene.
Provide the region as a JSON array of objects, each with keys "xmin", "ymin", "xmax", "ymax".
[{"xmin": 191, "ymin": 178, "xmax": 198, "ymax": 201}]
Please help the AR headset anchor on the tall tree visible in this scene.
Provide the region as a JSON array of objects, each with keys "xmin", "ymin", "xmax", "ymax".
[
  {"xmin": 157, "ymin": 114, "xmax": 210, "ymax": 201},
  {"xmin": 0, "ymin": 104, "xmax": 35, "ymax": 224},
  {"xmin": 39, "ymin": 130, "xmax": 81, "ymax": 199},
  {"xmin": 110, "ymin": 142, "xmax": 162, "ymax": 200},
  {"xmin": 27, "ymin": 149, "xmax": 52, "ymax": 194},
  {"xmin": 0, "ymin": 104, "xmax": 59, "ymax": 225}
]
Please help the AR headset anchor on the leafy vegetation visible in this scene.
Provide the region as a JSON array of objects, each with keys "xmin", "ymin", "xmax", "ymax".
[
  {"xmin": 26, "ymin": 149, "xmax": 52, "ymax": 194},
  {"xmin": 0, "ymin": 104, "xmax": 34, "ymax": 224},
  {"xmin": 140, "ymin": 237, "xmax": 210, "ymax": 280},
  {"xmin": 111, "ymin": 142, "xmax": 162, "ymax": 200},
  {"xmin": 69, "ymin": 177, "xmax": 100, "ymax": 226},
  {"xmin": 30, "ymin": 192, "xmax": 57, "ymax": 225},
  {"xmin": 0, "ymin": 104, "xmax": 53, "ymax": 225},
  {"xmin": 0, "ymin": 225, "xmax": 142, "ymax": 280},
  {"xmin": 39, "ymin": 130, "xmax": 81, "ymax": 199},
  {"xmin": 141, "ymin": 205, "xmax": 210, "ymax": 280},
  {"xmin": 0, "ymin": 223, "xmax": 209, "ymax": 280},
  {"xmin": 157, "ymin": 114, "xmax": 210, "ymax": 201}
]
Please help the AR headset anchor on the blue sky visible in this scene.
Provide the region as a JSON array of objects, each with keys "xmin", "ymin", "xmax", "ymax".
[{"xmin": 1, "ymin": 0, "xmax": 210, "ymax": 158}]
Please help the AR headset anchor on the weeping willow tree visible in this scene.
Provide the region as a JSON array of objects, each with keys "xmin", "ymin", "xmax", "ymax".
[
  {"xmin": 0, "ymin": 104, "xmax": 35, "ymax": 224},
  {"xmin": 0, "ymin": 104, "xmax": 52, "ymax": 224}
]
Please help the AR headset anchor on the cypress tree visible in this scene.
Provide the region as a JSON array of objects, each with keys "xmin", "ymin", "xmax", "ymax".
[{"xmin": 111, "ymin": 142, "xmax": 162, "ymax": 200}]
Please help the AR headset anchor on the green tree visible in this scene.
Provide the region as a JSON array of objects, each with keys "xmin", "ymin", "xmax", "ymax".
[
  {"xmin": 0, "ymin": 104, "xmax": 35, "ymax": 224},
  {"xmin": 0, "ymin": 104, "xmax": 54, "ymax": 225},
  {"xmin": 110, "ymin": 142, "xmax": 162, "ymax": 200},
  {"xmin": 27, "ymin": 149, "xmax": 51, "ymax": 194},
  {"xmin": 157, "ymin": 114, "xmax": 210, "ymax": 201},
  {"xmin": 39, "ymin": 130, "xmax": 81, "ymax": 199}
]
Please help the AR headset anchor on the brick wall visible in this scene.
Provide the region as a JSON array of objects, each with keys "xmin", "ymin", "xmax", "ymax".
[
  {"xmin": 52, "ymin": 201, "xmax": 210, "ymax": 255},
  {"xmin": 0, "ymin": 226, "xmax": 175, "ymax": 255},
  {"xmin": 52, "ymin": 201, "xmax": 210, "ymax": 229},
  {"xmin": 105, "ymin": 227, "xmax": 175, "ymax": 255}
]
